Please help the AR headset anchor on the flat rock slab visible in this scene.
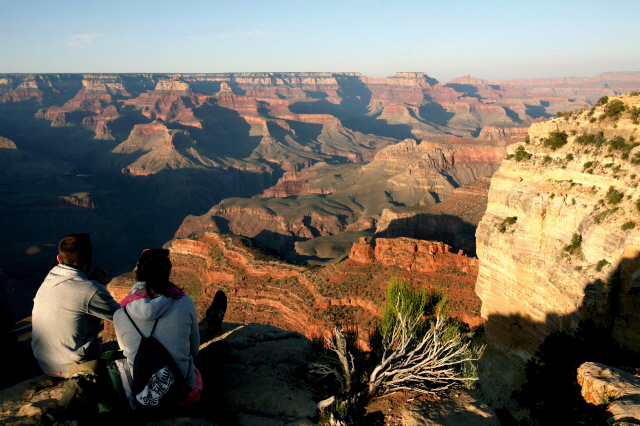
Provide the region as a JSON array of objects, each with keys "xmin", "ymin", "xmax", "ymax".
[
  {"xmin": 400, "ymin": 390, "xmax": 500, "ymax": 426},
  {"xmin": 208, "ymin": 322, "xmax": 318, "ymax": 422},
  {"xmin": 0, "ymin": 374, "xmax": 65, "ymax": 426},
  {"xmin": 578, "ymin": 362, "xmax": 640, "ymax": 425}
]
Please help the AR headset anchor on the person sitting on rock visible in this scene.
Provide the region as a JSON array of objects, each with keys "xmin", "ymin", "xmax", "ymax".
[
  {"xmin": 113, "ymin": 248, "xmax": 227, "ymax": 405},
  {"xmin": 31, "ymin": 233, "xmax": 121, "ymax": 378}
]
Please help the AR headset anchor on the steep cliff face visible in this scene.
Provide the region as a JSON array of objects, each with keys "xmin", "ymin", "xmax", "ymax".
[{"xmin": 475, "ymin": 93, "xmax": 640, "ymax": 406}]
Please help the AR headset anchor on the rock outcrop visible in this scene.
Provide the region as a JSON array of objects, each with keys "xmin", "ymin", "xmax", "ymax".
[
  {"xmin": 106, "ymin": 232, "xmax": 483, "ymax": 348},
  {"xmin": 0, "ymin": 323, "xmax": 319, "ymax": 426},
  {"xmin": 349, "ymin": 236, "xmax": 483, "ymax": 326},
  {"xmin": 578, "ymin": 362, "xmax": 640, "ymax": 425},
  {"xmin": 475, "ymin": 93, "xmax": 640, "ymax": 410},
  {"xmin": 111, "ymin": 121, "xmax": 219, "ymax": 175}
]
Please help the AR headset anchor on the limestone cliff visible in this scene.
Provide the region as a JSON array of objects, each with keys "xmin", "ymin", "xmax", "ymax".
[{"xmin": 475, "ymin": 93, "xmax": 640, "ymax": 410}]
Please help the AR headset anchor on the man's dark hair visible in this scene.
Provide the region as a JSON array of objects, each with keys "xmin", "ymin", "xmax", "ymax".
[{"xmin": 58, "ymin": 233, "xmax": 92, "ymax": 265}]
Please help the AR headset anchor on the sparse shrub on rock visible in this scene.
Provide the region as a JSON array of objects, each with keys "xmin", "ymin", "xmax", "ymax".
[
  {"xmin": 595, "ymin": 259, "xmax": 609, "ymax": 272},
  {"xmin": 514, "ymin": 146, "xmax": 532, "ymax": 162},
  {"xmin": 622, "ymin": 221, "xmax": 636, "ymax": 231},
  {"xmin": 565, "ymin": 232, "xmax": 582, "ymax": 255},
  {"xmin": 596, "ymin": 96, "xmax": 609, "ymax": 106},
  {"xmin": 311, "ymin": 279, "xmax": 483, "ymax": 423},
  {"xmin": 544, "ymin": 130, "xmax": 568, "ymax": 151},
  {"xmin": 499, "ymin": 216, "xmax": 517, "ymax": 233},
  {"xmin": 606, "ymin": 186, "xmax": 624, "ymax": 205},
  {"xmin": 604, "ymin": 100, "xmax": 625, "ymax": 117}
]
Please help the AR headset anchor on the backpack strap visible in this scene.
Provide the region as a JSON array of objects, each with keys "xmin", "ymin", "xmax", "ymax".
[{"xmin": 124, "ymin": 306, "xmax": 159, "ymax": 338}]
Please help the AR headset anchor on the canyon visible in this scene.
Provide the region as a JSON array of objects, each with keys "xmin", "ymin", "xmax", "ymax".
[
  {"xmin": 1, "ymin": 70, "xmax": 601, "ymax": 321},
  {"xmin": 2, "ymin": 72, "xmax": 640, "ymax": 423}
]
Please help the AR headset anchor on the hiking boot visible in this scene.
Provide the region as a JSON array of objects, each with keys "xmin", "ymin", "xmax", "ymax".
[{"xmin": 205, "ymin": 290, "xmax": 227, "ymax": 332}]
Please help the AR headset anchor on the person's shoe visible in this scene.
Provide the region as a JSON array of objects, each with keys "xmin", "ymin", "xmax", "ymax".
[{"xmin": 205, "ymin": 290, "xmax": 227, "ymax": 332}]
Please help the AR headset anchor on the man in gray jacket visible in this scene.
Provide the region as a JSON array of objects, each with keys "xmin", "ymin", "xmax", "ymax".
[{"xmin": 31, "ymin": 233, "xmax": 121, "ymax": 378}]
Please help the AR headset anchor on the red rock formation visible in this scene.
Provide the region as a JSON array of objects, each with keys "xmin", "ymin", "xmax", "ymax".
[
  {"xmin": 111, "ymin": 121, "xmax": 219, "ymax": 175},
  {"xmin": 0, "ymin": 77, "xmax": 43, "ymax": 103},
  {"xmin": 107, "ymin": 232, "xmax": 484, "ymax": 346},
  {"xmin": 123, "ymin": 78, "xmax": 206, "ymax": 127},
  {"xmin": 350, "ymin": 237, "xmax": 479, "ymax": 275},
  {"xmin": 255, "ymin": 170, "xmax": 324, "ymax": 198},
  {"xmin": 349, "ymin": 237, "xmax": 375, "ymax": 263}
]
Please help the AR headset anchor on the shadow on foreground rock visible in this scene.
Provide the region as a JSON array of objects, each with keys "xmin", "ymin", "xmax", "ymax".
[{"xmin": 0, "ymin": 322, "xmax": 320, "ymax": 426}]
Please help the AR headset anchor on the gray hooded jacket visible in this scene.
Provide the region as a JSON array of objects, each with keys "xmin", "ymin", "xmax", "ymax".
[
  {"xmin": 31, "ymin": 264, "xmax": 121, "ymax": 374},
  {"xmin": 113, "ymin": 293, "xmax": 200, "ymax": 389}
]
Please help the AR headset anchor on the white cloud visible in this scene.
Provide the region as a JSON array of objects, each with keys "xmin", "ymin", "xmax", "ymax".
[{"xmin": 67, "ymin": 34, "xmax": 103, "ymax": 47}]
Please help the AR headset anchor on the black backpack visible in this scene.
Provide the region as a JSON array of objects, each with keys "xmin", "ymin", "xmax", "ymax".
[{"xmin": 124, "ymin": 305, "xmax": 192, "ymax": 409}]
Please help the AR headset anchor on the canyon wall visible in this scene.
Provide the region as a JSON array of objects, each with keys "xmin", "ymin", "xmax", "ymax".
[
  {"xmin": 489, "ymin": 72, "xmax": 640, "ymax": 104},
  {"xmin": 475, "ymin": 93, "xmax": 640, "ymax": 410},
  {"xmin": 106, "ymin": 232, "xmax": 483, "ymax": 347}
]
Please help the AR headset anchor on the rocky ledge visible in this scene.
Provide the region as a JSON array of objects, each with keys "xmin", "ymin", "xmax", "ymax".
[
  {"xmin": 578, "ymin": 362, "xmax": 640, "ymax": 425},
  {"xmin": 0, "ymin": 322, "xmax": 319, "ymax": 426}
]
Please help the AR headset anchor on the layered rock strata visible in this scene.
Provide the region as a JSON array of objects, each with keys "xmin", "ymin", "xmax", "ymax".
[
  {"xmin": 578, "ymin": 362, "xmax": 640, "ymax": 425},
  {"xmin": 475, "ymin": 93, "xmax": 640, "ymax": 406},
  {"xmin": 107, "ymin": 232, "xmax": 483, "ymax": 346}
]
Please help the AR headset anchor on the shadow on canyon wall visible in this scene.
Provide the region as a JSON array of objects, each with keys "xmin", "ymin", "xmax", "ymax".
[
  {"xmin": 287, "ymin": 75, "xmax": 419, "ymax": 140},
  {"xmin": 0, "ymin": 164, "xmax": 279, "ymax": 322},
  {"xmin": 376, "ymin": 213, "xmax": 478, "ymax": 257},
  {"xmin": 484, "ymin": 253, "xmax": 640, "ymax": 425}
]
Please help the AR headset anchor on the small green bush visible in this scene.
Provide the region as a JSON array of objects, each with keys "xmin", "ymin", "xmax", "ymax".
[
  {"xmin": 379, "ymin": 278, "xmax": 440, "ymax": 342},
  {"xmin": 544, "ymin": 156, "xmax": 552, "ymax": 164},
  {"xmin": 636, "ymin": 198, "xmax": 640, "ymax": 212},
  {"xmin": 523, "ymin": 136, "xmax": 531, "ymax": 144},
  {"xmin": 630, "ymin": 91, "xmax": 639, "ymax": 96},
  {"xmin": 566, "ymin": 153, "xmax": 574, "ymax": 161},
  {"xmin": 606, "ymin": 186, "xmax": 624, "ymax": 204},
  {"xmin": 544, "ymin": 131, "xmax": 569, "ymax": 151},
  {"xmin": 605, "ymin": 100, "xmax": 625, "ymax": 117},
  {"xmin": 567, "ymin": 232, "xmax": 582, "ymax": 254},
  {"xmin": 595, "ymin": 259, "xmax": 609, "ymax": 272},
  {"xmin": 593, "ymin": 208, "xmax": 619, "ymax": 224},
  {"xmin": 515, "ymin": 146, "xmax": 532, "ymax": 162},
  {"xmin": 622, "ymin": 221, "xmax": 636, "ymax": 231},
  {"xmin": 590, "ymin": 117, "xmax": 596, "ymax": 123},
  {"xmin": 608, "ymin": 136, "xmax": 627, "ymax": 152},
  {"xmin": 499, "ymin": 216, "xmax": 517, "ymax": 233},
  {"xmin": 596, "ymin": 96, "xmax": 609, "ymax": 106},
  {"xmin": 576, "ymin": 132, "xmax": 606, "ymax": 148}
]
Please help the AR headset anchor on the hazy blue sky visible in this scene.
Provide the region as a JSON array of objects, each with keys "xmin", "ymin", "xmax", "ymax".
[{"xmin": 1, "ymin": 0, "xmax": 638, "ymax": 82}]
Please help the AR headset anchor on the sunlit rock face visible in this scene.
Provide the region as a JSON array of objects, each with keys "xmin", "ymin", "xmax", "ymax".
[{"xmin": 475, "ymin": 93, "xmax": 640, "ymax": 407}]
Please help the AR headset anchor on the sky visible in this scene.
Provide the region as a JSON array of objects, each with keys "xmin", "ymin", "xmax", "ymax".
[{"xmin": 1, "ymin": 0, "xmax": 639, "ymax": 82}]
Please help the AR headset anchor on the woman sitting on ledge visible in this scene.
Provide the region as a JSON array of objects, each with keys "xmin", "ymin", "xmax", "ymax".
[{"xmin": 113, "ymin": 248, "xmax": 226, "ymax": 406}]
